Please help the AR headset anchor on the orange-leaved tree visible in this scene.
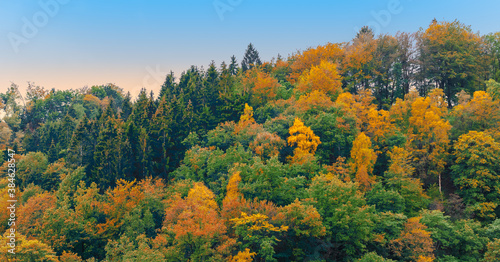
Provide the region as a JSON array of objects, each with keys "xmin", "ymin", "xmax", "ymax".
[
  {"xmin": 389, "ymin": 217, "xmax": 435, "ymax": 261},
  {"xmin": 288, "ymin": 43, "xmax": 343, "ymax": 84},
  {"xmin": 241, "ymin": 68, "xmax": 279, "ymax": 107},
  {"xmin": 157, "ymin": 182, "xmax": 235, "ymax": 261}
]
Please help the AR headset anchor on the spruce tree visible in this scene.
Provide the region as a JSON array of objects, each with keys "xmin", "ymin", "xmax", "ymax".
[
  {"xmin": 229, "ymin": 55, "xmax": 239, "ymax": 75},
  {"xmin": 149, "ymin": 97, "xmax": 173, "ymax": 179},
  {"xmin": 93, "ymin": 116, "xmax": 119, "ymax": 189},
  {"xmin": 241, "ymin": 43, "xmax": 262, "ymax": 72},
  {"xmin": 120, "ymin": 92, "xmax": 133, "ymax": 121},
  {"xmin": 159, "ymin": 71, "xmax": 176, "ymax": 100},
  {"xmin": 123, "ymin": 121, "xmax": 143, "ymax": 180}
]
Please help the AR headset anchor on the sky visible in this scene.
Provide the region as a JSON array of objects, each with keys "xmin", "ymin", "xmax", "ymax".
[{"xmin": 1, "ymin": 0, "xmax": 500, "ymax": 98}]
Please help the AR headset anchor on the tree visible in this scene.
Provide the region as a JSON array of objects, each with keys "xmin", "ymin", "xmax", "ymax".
[
  {"xmin": 342, "ymin": 30, "xmax": 377, "ymax": 93},
  {"xmin": 371, "ymin": 34, "xmax": 400, "ymax": 109},
  {"xmin": 231, "ymin": 212, "xmax": 288, "ymax": 262},
  {"xmin": 288, "ymin": 43, "xmax": 343, "ymax": 84},
  {"xmin": 0, "ymin": 232, "xmax": 58, "ymax": 261},
  {"xmin": 241, "ymin": 68, "xmax": 279, "ymax": 106},
  {"xmin": 16, "ymin": 152, "xmax": 49, "ymax": 189},
  {"xmin": 148, "ymin": 96, "xmax": 173, "ymax": 179},
  {"xmin": 157, "ymin": 182, "xmax": 235, "ymax": 261},
  {"xmin": 389, "ymin": 217, "xmax": 435, "ymax": 261},
  {"xmin": 357, "ymin": 252, "xmax": 395, "ymax": 262},
  {"xmin": 67, "ymin": 115, "xmax": 95, "ymax": 173},
  {"xmin": 308, "ymin": 174, "xmax": 376, "ymax": 261},
  {"xmin": 384, "ymin": 146, "xmax": 430, "ymax": 217},
  {"xmin": 92, "ymin": 115, "xmax": 121, "ymax": 189},
  {"xmin": 297, "ymin": 60, "xmax": 343, "ymax": 98},
  {"xmin": 451, "ymin": 131, "xmax": 500, "ymax": 221},
  {"xmin": 158, "ymin": 71, "xmax": 176, "ymax": 100},
  {"xmin": 122, "ymin": 121, "xmax": 144, "ymax": 180},
  {"xmin": 274, "ymin": 199, "xmax": 326, "ymax": 261},
  {"xmin": 120, "ymin": 92, "xmax": 133, "ymax": 121},
  {"xmin": 287, "ymin": 118, "xmax": 321, "ymax": 164},
  {"xmin": 417, "ymin": 20, "xmax": 489, "ymax": 106},
  {"xmin": 420, "ymin": 210, "xmax": 489, "ymax": 261},
  {"xmin": 229, "ymin": 248, "xmax": 256, "ymax": 262},
  {"xmin": 450, "ymin": 90, "xmax": 500, "ymax": 141},
  {"xmin": 18, "ymin": 192, "xmax": 57, "ymax": 238},
  {"xmin": 239, "ymin": 103, "xmax": 255, "ymax": 123},
  {"xmin": 241, "ymin": 43, "xmax": 262, "ymax": 72},
  {"xmin": 406, "ymin": 89, "xmax": 451, "ymax": 191},
  {"xmin": 350, "ymin": 132, "xmax": 377, "ymax": 191},
  {"xmin": 484, "ymin": 239, "xmax": 500, "ymax": 262},
  {"xmin": 229, "ymin": 55, "xmax": 239, "ymax": 75},
  {"xmin": 485, "ymin": 32, "xmax": 500, "ymax": 82},
  {"xmin": 486, "ymin": 79, "xmax": 500, "ymax": 101},
  {"xmin": 336, "ymin": 90, "xmax": 377, "ymax": 132}
]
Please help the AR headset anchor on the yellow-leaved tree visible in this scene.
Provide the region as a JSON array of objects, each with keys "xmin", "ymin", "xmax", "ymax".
[
  {"xmin": 239, "ymin": 103, "xmax": 255, "ymax": 124},
  {"xmin": 229, "ymin": 248, "xmax": 256, "ymax": 262},
  {"xmin": 297, "ymin": 60, "xmax": 342, "ymax": 98},
  {"xmin": 407, "ymin": 88, "xmax": 451, "ymax": 192},
  {"xmin": 287, "ymin": 118, "xmax": 321, "ymax": 164},
  {"xmin": 350, "ymin": 132, "xmax": 377, "ymax": 191},
  {"xmin": 0, "ymin": 232, "xmax": 58, "ymax": 261}
]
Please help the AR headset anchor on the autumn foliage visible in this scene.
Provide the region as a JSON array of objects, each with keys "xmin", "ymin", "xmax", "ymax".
[{"xmin": 2, "ymin": 19, "xmax": 500, "ymax": 262}]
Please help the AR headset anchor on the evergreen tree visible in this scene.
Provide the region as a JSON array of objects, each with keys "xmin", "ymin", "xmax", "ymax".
[
  {"xmin": 131, "ymin": 88, "xmax": 151, "ymax": 129},
  {"xmin": 149, "ymin": 97, "xmax": 173, "ymax": 179},
  {"xmin": 120, "ymin": 92, "xmax": 133, "ymax": 121},
  {"xmin": 59, "ymin": 113, "xmax": 75, "ymax": 151},
  {"xmin": 122, "ymin": 121, "xmax": 143, "ymax": 180},
  {"xmin": 241, "ymin": 43, "xmax": 262, "ymax": 72},
  {"xmin": 47, "ymin": 139, "xmax": 58, "ymax": 162},
  {"xmin": 356, "ymin": 25, "xmax": 375, "ymax": 39},
  {"xmin": 68, "ymin": 115, "xmax": 92, "ymax": 168},
  {"xmin": 92, "ymin": 116, "xmax": 120, "ymax": 189},
  {"xmin": 159, "ymin": 71, "xmax": 176, "ymax": 100},
  {"xmin": 229, "ymin": 55, "xmax": 239, "ymax": 75}
]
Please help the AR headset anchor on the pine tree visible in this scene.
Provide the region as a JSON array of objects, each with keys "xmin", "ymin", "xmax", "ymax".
[{"xmin": 241, "ymin": 43, "xmax": 262, "ymax": 72}]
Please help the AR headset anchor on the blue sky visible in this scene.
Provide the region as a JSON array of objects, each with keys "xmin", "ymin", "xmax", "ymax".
[{"xmin": 1, "ymin": 0, "xmax": 499, "ymax": 97}]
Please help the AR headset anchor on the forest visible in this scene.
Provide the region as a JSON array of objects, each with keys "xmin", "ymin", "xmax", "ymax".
[{"xmin": 1, "ymin": 19, "xmax": 500, "ymax": 261}]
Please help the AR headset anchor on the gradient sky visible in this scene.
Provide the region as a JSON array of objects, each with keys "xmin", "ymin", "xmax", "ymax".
[{"xmin": 1, "ymin": 0, "xmax": 500, "ymax": 98}]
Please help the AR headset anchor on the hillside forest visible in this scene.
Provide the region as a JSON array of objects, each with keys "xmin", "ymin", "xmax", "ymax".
[{"xmin": 1, "ymin": 20, "xmax": 500, "ymax": 261}]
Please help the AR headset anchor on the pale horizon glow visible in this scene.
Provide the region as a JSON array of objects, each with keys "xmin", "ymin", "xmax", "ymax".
[{"xmin": 1, "ymin": 0, "xmax": 499, "ymax": 99}]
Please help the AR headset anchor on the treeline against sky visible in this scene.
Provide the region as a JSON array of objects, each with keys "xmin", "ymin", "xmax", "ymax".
[{"xmin": 1, "ymin": 19, "xmax": 500, "ymax": 261}]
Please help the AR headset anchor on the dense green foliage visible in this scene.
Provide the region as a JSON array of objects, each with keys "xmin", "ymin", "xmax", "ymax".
[{"xmin": 1, "ymin": 20, "xmax": 500, "ymax": 261}]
